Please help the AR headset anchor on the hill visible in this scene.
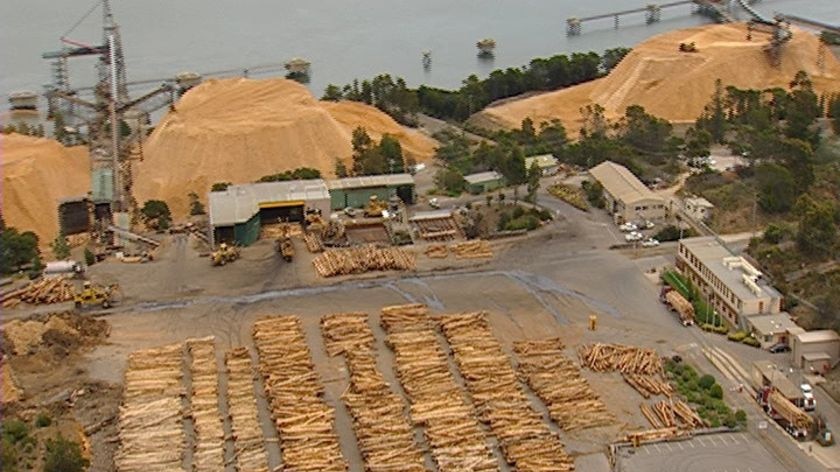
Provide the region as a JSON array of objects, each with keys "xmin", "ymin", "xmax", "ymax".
[{"xmin": 474, "ymin": 23, "xmax": 840, "ymax": 131}]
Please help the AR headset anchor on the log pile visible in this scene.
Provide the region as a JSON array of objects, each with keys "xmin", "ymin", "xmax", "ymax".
[
  {"xmin": 304, "ymin": 232, "xmax": 324, "ymax": 253},
  {"xmin": 312, "ymin": 245, "xmax": 415, "ymax": 277},
  {"xmin": 769, "ymin": 389, "xmax": 813, "ymax": 430},
  {"xmin": 438, "ymin": 313, "xmax": 573, "ymax": 471},
  {"xmin": 225, "ymin": 347, "xmax": 269, "ymax": 472},
  {"xmin": 380, "ymin": 304, "xmax": 497, "ymax": 471},
  {"xmin": 321, "ymin": 313, "xmax": 427, "ymax": 472},
  {"xmin": 623, "ymin": 373, "xmax": 673, "ymax": 398},
  {"xmin": 513, "ymin": 339, "xmax": 615, "ymax": 431},
  {"xmin": 252, "ymin": 316, "xmax": 346, "ymax": 471},
  {"xmin": 624, "ymin": 427, "xmax": 687, "ymax": 444},
  {"xmin": 424, "ymin": 244, "xmax": 448, "ymax": 259},
  {"xmin": 449, "ymin": 240, "xmax": 492, "ymax": 259},
  {"xmin": 1, "ymin": 277, "xmax": 75, "ymax": 308},
  {"xmin": 186, "ymin": 338, "xmax": 225, "ymax": 471},
  {"xmin": 115, "ymin": 343, "xmax": 186, "ymax": 471},
  {"xmin": 640, "ymin": 399, "xmax": 706, "ymax": 429},
  {"xmin": 578, "ymin": 343, "xmax": 663, "ymax": 376}
]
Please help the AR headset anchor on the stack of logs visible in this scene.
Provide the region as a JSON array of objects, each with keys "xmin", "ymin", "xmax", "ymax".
[
  {"xmin": 224, "ymin": 347, "xmax": 269, "ymax": 472},
  {"xmin": 321, "ymin": 313, "xmax": 426, "ymax": 472},
  {"xmin": 186, "ymin": 338, "xmax": 225, "ymax": 471},
  {"xmin": 623, "ymin": 373, "xmax": 674, "ymax": 398},
  {"xmin": 769, "ymin": 389, "xmax": 814, "ymax": 430},
  {"xmin": 625, "ymin": 427, "xmax": 689, "ymax": 444},
  {"xmin": 640, "ymin": 399, "xmax": 706, "ymax": 429},
  {"xmin": 423, "ymin": 244, "xmax": 448, "ymax": 259},
  {"xmin": 438, "ymin": 313, "xmax": 573, "ymax": 471},
  {"xmin": 513, "ymin": 339, "xmax": 615, "ymax": 431},
  {"xmin": 304, "ymin": 232, "xmax": 324, "ymax": 253},
  {"xmin": 252, "ymin": 316, "xmax": 346, "ymax": 471},
  {"xmin": 578, "ymin": 343, "xmax": 663, "ymax": 376},
  {"xmin": 313, "ymin": 245, "xmax": 415, "ymax": 277},
  {"xmin": 380, "ymin": 304, "xmax": 497, "ymax": 471},
  {"xmin": 449, "ymin": 240, "xmax": 492, "ymax": 259},
  {"xmin": 114, "ymin": 343, "xmax": 186, "ymax": 471},
  {"xmin": 1, "ymin": 277, "xmax": 75, "ymax": 308}
]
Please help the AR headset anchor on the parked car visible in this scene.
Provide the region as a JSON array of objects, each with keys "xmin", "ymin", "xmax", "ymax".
[
  {"xmin": 801, "ymin": 384, "xmax": 816, "ymax": 411},
  {"xmin": 625, "ymin": 231, "xmax": 644, "ymax": 242},
  {"xmin": 639, "ymin": 220, "xmax": 655, "ymax": 229},
  {"xmin": 619, "ymin": 222, "xmax": 638, "ymax": 232},
  {"xmin": 641, "ymin": 238, "xmax": 660, "ymax": 248},
  {"xmin": 768, "ymin": 342, "xmax": 791, "ymax": 353}
]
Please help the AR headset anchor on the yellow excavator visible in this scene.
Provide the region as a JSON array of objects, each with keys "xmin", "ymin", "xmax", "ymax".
[
  {"xmin": 74, "ymin": 281, "xmax": 118, "ymax": 309},
  {"xmin": 364, "ymin": 195, "xmax": 388, "ymax": 217},
  {"xmin": 211, "ymin": 243, "xmax": 240, "ymax": 266}
]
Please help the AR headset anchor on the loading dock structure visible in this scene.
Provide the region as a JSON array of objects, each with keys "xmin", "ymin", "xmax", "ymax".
[{"xmin": 327, "ymin": 174, "xmax": 415, "ymax": 210}]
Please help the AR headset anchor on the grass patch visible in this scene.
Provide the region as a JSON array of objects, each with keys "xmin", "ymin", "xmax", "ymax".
[
  {"xmin": 547, "ymin": 184, "xmax": 588, "ymax": 211},
  {"xmin": 665, "ymin": 359, "xmax": 746, "ymax": 429}
]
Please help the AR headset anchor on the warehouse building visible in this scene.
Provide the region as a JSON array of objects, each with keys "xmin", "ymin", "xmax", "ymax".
[
  {"xmin": 464, "ymin": 171, "xmax": 505, "ymax": 194},
  {"xmin": 524, "ymin": 154, "xmax": 560, "ymax": 176},
  {"xmin": 327, "ymin": 174, "xmax": 415, "ymax": 210},
  {"xmin": 589, "ymin": 161, "xmax": 666, "ymax": 223},
  {"xmin": 792, "ymin": 330, "xmax": 840, "ymax": 374},
  {"xmin": 208, "ymin": 180, "xmax": 330, "ymax": 246},
  {"xmin": 676, "ymin": 236, "xmax": 783, "ymax": 329}
]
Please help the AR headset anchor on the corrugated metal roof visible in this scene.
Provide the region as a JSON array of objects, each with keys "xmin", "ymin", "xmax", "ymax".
[
  {"xmin": 326, "ymin": 173, "xmax": 414, "ymax": 190},
  {"xmin": 796, "ymin": 330, "xmax": 840, "ymax": 344},
  {"xmin": 589, "ymin": 161, "xmax": 664, "ymax": 205},
  {"xmin": 685, "ymin": 196, "xmax": 714, "ymax": 208},
  {"xmin": 752, "ymin": 361, "xmax": 803, "ymax": 399},
  {"xmin": 410, "ymin": 209, "xmax": 453, "ymax": 221},
  {"xmin": 525, "ymin": 154, "xmax": 558, "ymax": 169},
  {"xmin": 209, "ymin": 180, "xmax": 330, "ymax": 226},
  {"xmin": 464, "ymin": 171, "xmax": 503, "ymax": 185}
]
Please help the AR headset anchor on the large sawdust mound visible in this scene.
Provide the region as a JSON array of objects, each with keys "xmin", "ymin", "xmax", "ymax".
[
  {"xmin": 1, "ymin": 133, "xmax": 89, "ymax": 243},
  {"xmin": 134, "ymin": 78, "xmax": 437, "ymax": 218},
  {"xmin": 475, "ymin": 23, "xmax": 840, "ymax": 131}
]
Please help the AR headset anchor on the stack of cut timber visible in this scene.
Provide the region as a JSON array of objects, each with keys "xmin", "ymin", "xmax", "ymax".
[
  {"xmin": 424, "ymin": 244, "xmax": 448, "ymax": 259},
  {"xmin": 380, "ymin": 304, "xmax": 497, "ymax": 471},
  {"xmin": 321, "ymin": 313, "xmax": 427, "ymax": 472},
  {"xmin": 438, "ymin": 313, "xmax": 573, "ymax": 471},
  {"xmin": 514, "ymin": 339, "xmax": 615, "ymax": 431},
  {"xmin": 304, "ymin": 232, "xmax": 324, "ymax": 253},
  {"xmin": 252, "ymin": 317, "xmax": 346, "ymax": 471},
  {"xmin": 115, "ymin": 343, "xmax": 186, "ymax": 471},
  {"xmin": 640, "ymin": 398, "xmax": 707, "ymax": 430},
  {"xmin": 640, "ymin": 403, "xmax": 662, "ymax": 428},
  {"xmin": 0, "ymin": 277, "xmax": 75, "ymax": 308},
  {"xmin": 225, "ymin": 347, "xmax": 269, "ymax": 472},
  {"xmin": 769, "ymin": 389, "xmax": 813, "ymax": 430},
  {"xmin": 186, "ymin": 338, "xmax": 225, "ymax": 471},
  {"xmin": 449, "ymin": 240, "xmax": 492, "ymax": 259},
  {"xmin": 625, "ymin": 427, "xmax": 685, "ymax": 444},
  {"xmin": 312, "ymin": 245, "xmax": 416, "ymax": 277},
  {"xmin": 261, "ymin": 223, "xmax": 302, "ymax": 239},
  {"xmin": 578, "ymin": 343, "xmax": 663, "ymax": 376},
  {"xmin": 623, "ymin": 373, "xmax": 674, "ymax": 398}
]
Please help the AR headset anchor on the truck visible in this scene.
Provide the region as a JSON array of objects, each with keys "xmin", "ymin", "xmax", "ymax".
[
  {"xmin": 660, "ymin": 286, "xmax": 695, "ymax": 326},
  {"xmin": 756, "ymin": 386, "xmax": 813, "ymax": 439}
]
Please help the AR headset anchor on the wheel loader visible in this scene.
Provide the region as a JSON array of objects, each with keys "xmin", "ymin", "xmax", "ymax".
[
  {"xmin": 364, "ymin": 195, "xmax": 388, "ymax": 217},
  {"xmin": 74, "ymin": 281, "xmax": 118, "ymax": 309},
  {"xmin": 211, "ymin": 243, "xmax": 240, "ymax": 266}
]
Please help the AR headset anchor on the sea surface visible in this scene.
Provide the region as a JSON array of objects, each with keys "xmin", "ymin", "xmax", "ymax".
[{"xmin": 0, "ymin": 0, "xmax": 838, "ymax": 109}]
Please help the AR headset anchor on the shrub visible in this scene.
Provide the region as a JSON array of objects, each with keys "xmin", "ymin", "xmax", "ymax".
[
  {"xmin": 727, "ymin": 330, "xmax": 748, "ymax": 342},
  {"xmin": 83, "ymin": 248, "xmax": 95, "ymax": 267},
  {"xmin": 512, "ymin": 205, "xmax": 525, "ymax": 219},
  {"xmin": 44, "ymin": 435, "xmax": 88, "ymax": 472},
  {"xmin": 763, "ymin": 224, "xmax": 788, "ymax": 244},
  {"xmin": 698, "ymin": 374, "xmax": 716, "ymax": 390},
  {"xmin": 35, "ymin": 413, "xmax": 52, "ymax": 428},
  {"xmin": 741, "ymin": 336, "xmax": 761, "ymax": 348},
  {"xmin": 735, "ymin": 409, "xmax": 747, "ymax": 425},
  {"xmin": 0, "ymin": 437, "xmax": 17, "ymax": 471},
  {"xmin": 505, "ymin": 215, "xmax": 540, "ymax": 231},
  {"xmin": 710, "ymin": 384, "xmax": 724, "ymax": 399},
  {"xmin": 1, "ymin": 420, "xmax": 29, "ymax": 445},
  {"xmin": 724, "ymin": 413, "xmax": 738, "ymax": 428}
]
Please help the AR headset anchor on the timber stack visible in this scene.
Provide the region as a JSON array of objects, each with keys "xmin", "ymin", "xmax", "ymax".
[
  {"xmin": 625, "ymin": 427, "xmax": 689, "ymax": 444},
  {"xmin": 312, "ymin": 245, "xmax": 415, "ymax": 277},
  {"xmin": 252, "ymin": 316, "xmax": 346, "ymax": 471},
  {"xmin": 438, "ymin": 312, "xmax": 574, "ymax": 471},
  {"xmin": 321, "ymin": 313, "xmax": 427, "ymax": 472},
  {"xmin": 578, "ymin": 343, "xmax": 663, "ymax": 376},
  {"xmin": 424, "ymin": 244, "xmax": 448, "ymax": 259},
  {"xmin": 304, "ymin": 232, "xmax": 324, "ymax": 253},
  {"xmin": 514, "ymin": 339, "xmax": 615, "ymax": 431},
  {"xmin": 1, "ymin": 277, "xmax": 75, "ymax": 308},
  {"xmin": 186, "ymin": 337, "xmax": 225, "ymax": 471},
  {"xmin": 450, "ymin": 240, "xmax": 493, "ymax": 259},
  {"xmin": 380, "ymin": 304, "xmax": 497, "ymax": 471},
  {"xmin": 623, "ymin": 373, "xmax": 674, "ymax": 398},
  {"xmin": 225, "ymin": 347, "xmax": 269, "ymax": 472},
  {"xmin": 114, "ymin": 343, "xmax": 186, "ymax": 471}
]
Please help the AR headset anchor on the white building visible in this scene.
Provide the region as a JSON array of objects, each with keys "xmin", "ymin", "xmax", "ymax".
[
  {"xmin": 684, "ymin": 196, "xmax": 714, "ymax": 221},
  {"xmin": 589, "ymin": 161, "xmax": 666, "ymax": 224}
]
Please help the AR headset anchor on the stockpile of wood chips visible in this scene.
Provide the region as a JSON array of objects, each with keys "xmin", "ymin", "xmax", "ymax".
[
  {"xmin": 321, "ymin": 313, "xmax": 427, "ymax": 472},
  {"xmin": 304, "ymin": 232, "xmax": 324, "ymax": 253},
  {"xmin": 1, "ymin": 277, "xmax": 75, "ymax": 308},
  {"xmin": 252, "ymin": 316, "xmax": 346, "ymax": 471},
  {"xmin": 380, "ymin": 304, "xmax": 497, "ymax": 471},
  {"xmin": 423, "ymin": 244, "xmax": 448, "ymax": 259},
  {"xmin": 313, "ymin": 245, "xmax": 415, "ymax": 277},
  {"xmin": 115, "ymin": 343, "xmax": 186, "ymax": 471},
  {"xmin": 449, "ymin": 240, "xmax": 492, "ymax": 259},
  {"xmin": 623, "ymin": 373, "xmax": 674, "ymax": 398},
  {"xmin": 438, "ymin": 313, "xmax": 573, "ymax": 471},
  {"xmin": 640, "ymin": 399, "xmax": 706, "ymax": 429},
  {"xmin": 578, "ymin": 343, "xmax": 663, "ymax": 376},
  {"xmin": 225, "ymin": 347, "xmax": 269, "ymax": 472},
  {"xmin": 513, "ymin": 339, "xmax": 615, "ymax": 431},
  {"xmin": 186, "ymin": 338, "xmax": 225, "ymax": 471}
]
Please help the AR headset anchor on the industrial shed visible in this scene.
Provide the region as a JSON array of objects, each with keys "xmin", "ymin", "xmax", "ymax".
[
  {"xmin": 327, "ymin": 174, "xmax": 415, "ymax": 210},
  {"xmin": 792, "ymin": 330, "xmax": 840, "ymax": 374},
  {"xmin": 589, "ymin": 161, "xmax": 666, "ymax": 224},
  {"xmin": 464, "ymin": 171, "xmax": 505, "ymax": 194},
  {"xmin": 524, "ymin": 154, "xmax": 559, "ymax": 176},
  {"xmin": 208, "ymin": 180, "xmax": 330, "ymax": 246}
]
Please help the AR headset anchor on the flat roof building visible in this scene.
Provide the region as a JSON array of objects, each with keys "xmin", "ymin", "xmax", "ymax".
[
  {"xmin": 792, "ymin": 330, "xmax": 840, "ymax": 375},
  {"xmin": 464, "ymin": 171, "xmax": 505, "ymax": 195},
  {"xmin": 677, "ymin": 236, "xmax": 782, "ymax": 329},
  {"xmin": 525, "ymin": 154, "xmax": 559, "ymax": 176},
  {"xmin": 684, "ymin": 196, "xmax": 714, "ymax": 222},
  {"xmin": 326, "ymin": 173, "xmax": 415, "ymax": 210},
  {"xmin": 746, "ymin": 312, "xmax": 799, "ymax": 349},
  {"xmin": 589, "ymin": 161, "xmax": 666, "ymax": 223}
]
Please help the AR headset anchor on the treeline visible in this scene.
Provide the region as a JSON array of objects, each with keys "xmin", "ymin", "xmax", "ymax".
[
  {"xmin": 337, "ymin": 127, "xmax": 413, "ymax": 178},
  {"xmin": 257, "ymin": 168, "xmax": 322, "ymax": 182},
  {"xmin": 323, "ymin": 47, "xmax": 631, "ymax": 123}
]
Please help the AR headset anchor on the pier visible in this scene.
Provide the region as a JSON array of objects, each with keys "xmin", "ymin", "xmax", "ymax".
[{"xmin": 567, "ymin": 0, "xmax": 737, "ymax": 36}]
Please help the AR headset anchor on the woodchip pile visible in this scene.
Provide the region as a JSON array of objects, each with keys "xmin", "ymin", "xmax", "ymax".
[
  {"xmin": 115, "ymin": 343, "xmax": 186, "ymax": 472},
  {"xmin": 423, "ymin": 244, "xmax": 448, "ymax": 259},
  {"xmin": 313, "ymin": 245, "xmax": 415, "ymax": 277},
  {"xmin": 380, "ymin": 304, "xmax": 497, "ymax": 471},
  {"xmin": 449, "ymin": 240, "xmax": 493, "ymax": 259},
  {"xmin": 224, "ymin": 347, "xmax": 269, "ymax": 472},
  {"xmin": 304, "ymin": 232, "xmax": 324, "ymax": 253},
  {"xmin": 623, "ymin": 373, "xmax": 674, "ymax": 399},
  {"xmin": 252, "ymin": 316, "xmax": 346, "ymax": 471},
  {"xmin": 438, "ymin": 313, "xmax": 573, "ymax": 471},
  {"xmin": 321, "ymin": 313, "xmax": 427, "ymax": 472},
  {"xmin": 1, "ymin": 277, "xmax": 75, "ymax": 308},
  {"xmin": 513, "ymin": 339, "xmax": 615, "ymax": 431},
  {"xmin": 640, "ymin": 399, "xmax": 706, "ymax": 429},
  {"xmin": 578, "ymin": 343, "xmax": 663, "ymax": 376},
  {"xmin": 186, "ymin": 338, "xmax": 225, "ymax": 471}
]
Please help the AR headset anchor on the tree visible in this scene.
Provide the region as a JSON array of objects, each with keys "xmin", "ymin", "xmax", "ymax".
[
  {"xmin": 601, "ymin": 47, "xmax": 631, "ymax": 72},
  {"xmin": 378, "ymin": 134, "xmax": 405, "ymax": 174},
  {"xmin": 188, "ymin": 192, "xmax": 205, "ymax": 216},
  {"xmin": 697, "ymin": 79, "xmax": 727, "ymax": 143},
  {"xmin": 795, "ymin": 195, "xmax": 837, "ymax": 259},
  {"xmin": 44, "ymin": 434, "xmax": 88, "ymax": 472},
  {"xmin": 785, "ymin": 70, "xmax": 821, "ymax": 145},
  {"xmin": 211, "ymin": 182, "xmax": 231, "ymax": 192},
  {"xmin": 84, "ymin": 248, "xmax": 95, "ymax": 266},
  {"xmin": 140, "ymin": 200, "xmax": 172, "ymax": 230},
  {"xmin": 322, "ymin": 84, "xmax": 343, "ymax": 101},
  {"xmin": 51, "ymin": 233, "xmax": 71, "ymax": 260},
  {"xmin": 434, "ymin": 168, "xmax": 465, "ymax": 194},
  {"xmin": 526, "ymin": 161, "xmax": 541, "ymax": 203},
  {"xmin": 579, "ymin": 104, "xmax": 608, "ymax": 139},
  {"xmin": 582, "ymin": 180, "xmax": 605, "ymax": 208},
  {"xmin": 335, "ymin": 158, "xmax": 349, "ymax": 178},
  {"xmin": 257, "ymin": 168, "xmax": 322, "ymax": 182},
  {"xmin": 827, "ymin": 93, "xmax": 840, "ymax": 134},
  {"xmin": 0, "ymin": 227, "xmax": 39, "ymax": 273},
  {"xmin": 755, "ymin": 163, "xmax": 796, "ymax": 213},
  {"xmin": 617, "ymin": 105, "xmax": 673, "ymax": 156},
  {"xmin": 684, "ymin": 127, "xmax": 712, "ymax": 159}
]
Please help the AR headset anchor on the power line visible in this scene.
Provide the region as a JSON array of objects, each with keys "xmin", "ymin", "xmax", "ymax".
[{"xmin": 62, "ymin": 0, "xmax": 103, "ymax": 39}]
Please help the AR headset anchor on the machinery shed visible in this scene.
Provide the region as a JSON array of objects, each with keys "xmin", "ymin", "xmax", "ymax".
[
  {"xmin": 327, "ymin": 174, "xmax": 415, "ymax": 210},
  {"xmin": 792, "ymin": 330, "xmax": 840, "ymax": 374},
  {"xmin": 58, "ymin": 197, "xmax": 91, "ymax": 235},
  {"xmin": 464, "ymin": 171, "xmax": 505, "ymax": 195},
  {"xmin": 208, "ymin": 180, "xmax": 330, "ymax": 247}
]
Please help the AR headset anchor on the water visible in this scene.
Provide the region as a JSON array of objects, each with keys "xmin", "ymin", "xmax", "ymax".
[{"xmin": 0, "ymin": 0, "xmax": 837, "ymax": 107}]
